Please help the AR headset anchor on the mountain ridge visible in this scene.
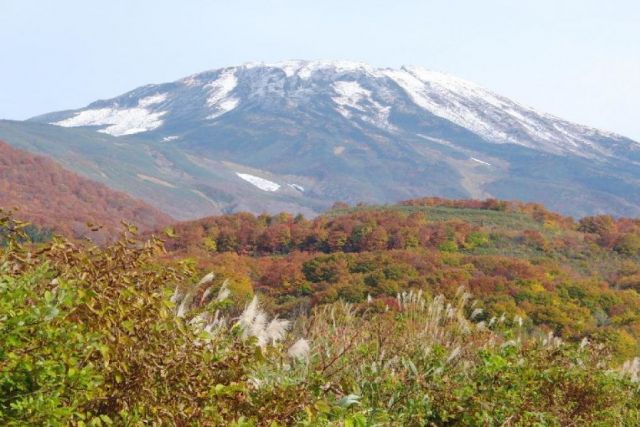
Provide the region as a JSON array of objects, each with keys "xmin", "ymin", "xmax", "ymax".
[
  {"xmin": 12, "ymin": 60, "xmax": 640, "ymax": 218},
  {"xmin": 33, "ymin": 60, "xmax": 632, "ymax": 151}
]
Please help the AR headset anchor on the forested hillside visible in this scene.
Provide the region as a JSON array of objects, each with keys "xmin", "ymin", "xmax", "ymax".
[
  {"xmin": 0, "ymin": 140, "xmax": 172, "ymax": 241},
  {"xmin": 161, "ymin": 198, "xmax": 640, "ymax": 358}
]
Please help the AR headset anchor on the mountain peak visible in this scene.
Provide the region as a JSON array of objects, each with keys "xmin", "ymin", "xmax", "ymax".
[
  {"xmin": 41, "ymin": 59, "xmax": 627, "ymax": 156},
  {"xmin": 19, "ymin": 60, "xmax": 640, "ymax": 219},
  {"xmin": 242, "ymin": 59, "xmax": 375, "ymax": 76}
]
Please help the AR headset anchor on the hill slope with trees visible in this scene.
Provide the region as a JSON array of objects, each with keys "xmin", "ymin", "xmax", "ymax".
[
  {"xmin": 160, "ymin": 198, "xmax": 640, "ymax": 358},
  {"xmin": 0, "ymin": 140, "xmax": 173, "ymax": 241}
]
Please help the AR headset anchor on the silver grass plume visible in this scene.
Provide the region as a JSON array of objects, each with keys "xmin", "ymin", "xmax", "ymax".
[
  {"xmin": 288, "ymin": 338, "xmax": 311, "ymax": 361},
  {"xmin": 236, "ymin": 295, "xmax": 291, "ymax": 347},
  {"xmin": 620, "ymin": 357, "xmax": 640, "ymax": 382}
]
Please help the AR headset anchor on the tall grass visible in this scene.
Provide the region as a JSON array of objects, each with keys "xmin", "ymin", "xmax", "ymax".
[{"xmin": 176, "ymin": 274, "xmax": 640, "ymax": 425}]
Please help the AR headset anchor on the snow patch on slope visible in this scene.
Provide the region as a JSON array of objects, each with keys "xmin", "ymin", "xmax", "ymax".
[
  {"xmin": 384, "ymin": 68, "xmax": 515, "ymax": 142},
  {"xmin": 384, "ymin": 66, "xmax": 621, "ymax": 156},
  {"xmin": 53, "ymin": 93, "xmax": 167, "ymax": 136},
  {"xmin": 236, "ymin": 173, "xmax": 280, "ymax": 191},
  {"xmin": 470, "ymin": 157, "xmax": 491, "ymax": 166},
  {"xmin": 138, "ymin": 93, "xmax": 168, "ymax": 107},
  {"xmin": 245, "ymin": 60, "xmax": 378, "ymax": 80},
  {"xmin": 332, "ymin": 81, "xmax": 394, "ymax": 130},
  {"xmin": 416, "ymin": 134, "xmax": 454, "ymax": 147},
  {"xmin": 206, "ymin": 69, "xmax": 239, "ymax": 119}
]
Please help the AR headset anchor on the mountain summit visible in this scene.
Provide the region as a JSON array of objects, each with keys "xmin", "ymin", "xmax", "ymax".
[{"xmin": 17, "ymin": 60, "xmax": 640, "ymax": 218}]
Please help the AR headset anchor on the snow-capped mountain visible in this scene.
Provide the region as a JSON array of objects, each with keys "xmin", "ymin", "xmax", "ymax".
[{"xmin": 19, "ymin": 60, "xmax": 640, "ymax": 218}]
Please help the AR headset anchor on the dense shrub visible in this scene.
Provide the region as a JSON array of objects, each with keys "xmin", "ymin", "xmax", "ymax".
[{"xmin": 2, "ymin": 211, "xmax": 640, "ymax": 425}]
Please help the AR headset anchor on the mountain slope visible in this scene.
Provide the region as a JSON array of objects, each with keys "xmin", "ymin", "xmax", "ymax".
[
  {"xmin": 22, "ymin": 60, "xmax": 640, "ymax": 218},
  {"xmin": 0, "ymin": 120, "xmax": 326, "ymax": 220},
  {"xmin": 0, "ymin": 140, "xmax": 172, "ymax": 240}
]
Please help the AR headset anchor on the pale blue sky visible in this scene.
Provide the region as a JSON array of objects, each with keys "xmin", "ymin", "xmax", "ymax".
[{"xmin": 2, "ymin": 0, "xmax": 639, "ymax": 139}]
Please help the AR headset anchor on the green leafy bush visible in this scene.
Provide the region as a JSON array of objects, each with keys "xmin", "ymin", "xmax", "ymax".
[{"xmin": 1, "ymin": 213, "xmax": 640, "ymax": 425}]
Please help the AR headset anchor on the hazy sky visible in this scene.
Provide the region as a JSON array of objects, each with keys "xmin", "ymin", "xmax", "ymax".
[{"xmin": 2, "ymin": 0, "xmax": 639, "ymax": 139}]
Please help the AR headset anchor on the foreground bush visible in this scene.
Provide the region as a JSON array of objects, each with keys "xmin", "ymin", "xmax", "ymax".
[
  {"xmin": 1, "ymin": 214, "xmax": 639, "ymax": 425},
  {"xmin": 294, "ymin": 295, "xmax": 640, "ymax": 425}
]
